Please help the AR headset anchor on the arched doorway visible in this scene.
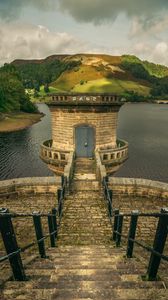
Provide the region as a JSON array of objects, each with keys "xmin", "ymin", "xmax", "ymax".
[{"xmin": 75, "ymin": 125, "xmax": 95, "ymax": 157}]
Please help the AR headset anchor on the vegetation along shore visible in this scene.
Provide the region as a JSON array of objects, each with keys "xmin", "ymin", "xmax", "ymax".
[{"xmin": 0, "ymin": 112, "xmax": 44, "ymax": 133}]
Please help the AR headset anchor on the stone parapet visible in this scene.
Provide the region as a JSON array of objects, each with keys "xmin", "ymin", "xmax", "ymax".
[
  {"xmin": 49, "ymin": 93, "xmax": 123, "ymax": 107},
  {"xmin": 99, "ymin": 139, "xmax": 128, "ymax": 175},
  {"xmin": 0, "ymin": 177, "xmax": 60, "ymax": 197},
  {"xmin": 40, "ymin": 140, "xmax": 73, "ymax": 175},
  {"xmin": 109, "ymin": 177, "xmax": 168, "ymax": 199}
]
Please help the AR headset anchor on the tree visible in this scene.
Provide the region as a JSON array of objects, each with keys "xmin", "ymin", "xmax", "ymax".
[
  {"xmin": 0, "ymin": 64, "xmax": 37, "ymax": 113},
  {"xmin": 44, "ymin": 83, "xmax": 50, "ymax": 93}
]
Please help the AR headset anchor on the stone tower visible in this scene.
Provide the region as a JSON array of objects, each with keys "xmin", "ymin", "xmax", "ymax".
[{"xmin": 40, "ymin": 93, "xmax": 128, "ymax": 175}]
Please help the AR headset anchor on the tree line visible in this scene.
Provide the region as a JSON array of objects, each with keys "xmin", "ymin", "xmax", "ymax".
[
  {"xmin": 121, "ymin": 55, "xmax": 168, "ymax": 99},
  {"xmin": 14, "ymin": 60, "xmax": 81, "ymax": 90},
  {"xmin": 0, "ymin": 64, "xmax": 37, "ymax": 113}
]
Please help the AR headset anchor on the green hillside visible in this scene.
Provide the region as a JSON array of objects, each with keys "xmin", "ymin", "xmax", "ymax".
[{"xmin": 12, "ymin": 54, "xmax": 168, "ymax": 100}]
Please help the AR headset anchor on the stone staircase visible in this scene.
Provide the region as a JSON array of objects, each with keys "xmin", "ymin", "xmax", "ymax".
[
  {"xmin": 73, "ymin": 158, "xmax": 99, "ymax": 190},
  {"xmin": 0, "ymin": 158, "xmax": 167, "ymax": 299},
  {"xmin": 57, "ymin": 190, "xmax": 112, "ymax": 246},
  {"xmin": 1, "ymin": 245, "xmax": 166, "ymax": 300}
]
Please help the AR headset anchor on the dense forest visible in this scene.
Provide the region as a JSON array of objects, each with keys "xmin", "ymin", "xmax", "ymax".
[
  {"xmin": 0, "ymin": 64, "xmax": 37, "ymax": 113},
  {"xmin": 14, "ymin": 59, "xmax": 81, "ymax": 90}
]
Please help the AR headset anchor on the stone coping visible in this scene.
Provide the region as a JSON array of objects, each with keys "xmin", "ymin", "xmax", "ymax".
[
  {"xmin": 109, "ymin": 177, "xmax": 168, "ymax": 189},
  {"xmin": 0, "ymin": 177, "xmax": 60, "ymax": 188},
  {"xmin": 0, "ymin": 177, "xmax": 61, "ymax": 197},
  {"xmin": 0, "ymin": 176, "xmax": 168, "ymax": 196}
]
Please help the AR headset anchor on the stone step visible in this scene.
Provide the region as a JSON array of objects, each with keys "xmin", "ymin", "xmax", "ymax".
[
  {"xmin": 26, "ymin": 268, "xmax": 146, "ymax": 277},
  {"xmin": 1, "ymin": 170, "xmax": 167, "ymax": 300},
  {"xmin": 72, "ymin": 180, "xmax": 99, "ymax": 191},
  {"xmin": 2, "ymin": 287, "xmax": 166, "ymax": 300},
  {"xmin": 74, "ymin": 174, "xmax": 96, "ymax": 181},
  {"xmin": 4, "ymin": 279, "xmax": 162, "ymax": 291},
  {"xmin": 2, "ymin": 243, "xmax": 167, "ymax": 300},
  {"xmin": 51, "ymin": 288, "xmax": 167, "ymax": 300}
]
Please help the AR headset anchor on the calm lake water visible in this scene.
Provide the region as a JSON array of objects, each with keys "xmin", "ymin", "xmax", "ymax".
[{"xmin": 0, "ymin": 103, "xmax": 167, "ymax": 183}]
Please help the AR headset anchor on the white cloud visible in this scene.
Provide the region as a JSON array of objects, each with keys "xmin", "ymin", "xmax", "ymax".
[
  {"xmin": 152, "ymin": 42, "xmax": 168, "ymax": 63},
  {"xmin": 0, "ymin": 22, "xmax": 168, "ymax": 67},
  {"xmin": 0, "ymin": 22, "xmax": 88, "ymax": 65},
  {"xmin": 132, "ymin": 42, "xmax": 168, "ymax": 65}
]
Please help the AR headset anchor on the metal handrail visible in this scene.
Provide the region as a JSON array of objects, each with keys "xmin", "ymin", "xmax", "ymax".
[
  {"xmin": 102, "ymin": 176, "xmax": 168, "ymax": 280},
  {"xmin": 0, "ymin": 175, "xmax": 67, "ymax": 281},
  {"xmin": 113, "ymin": 230, "xmax": 168, "ymax": 262}
]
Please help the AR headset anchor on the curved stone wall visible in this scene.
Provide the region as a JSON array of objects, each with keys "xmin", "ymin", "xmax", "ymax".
[
  {"xmin": 109, "ymin": 177, "xmax": 168, "ymax": 199},
  {"xmin": 99, "ymin": 139, "xmax": 128, "ymax": 175},
  {"xmin": 50, "ymin": 110, "xmax": 118, "ymax": 150},
  {"xmin": 0, "ymin": 176, "xmax": 167, "ymax": 200},
  {"xmin": 0, "ymin": 177, "xmax": 61, "ymax": 198}
]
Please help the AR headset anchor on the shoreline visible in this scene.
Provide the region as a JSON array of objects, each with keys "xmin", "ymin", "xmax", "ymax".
[{"xmin": 0, "ymin": 112, "xmax": 44, "ymax": 133}]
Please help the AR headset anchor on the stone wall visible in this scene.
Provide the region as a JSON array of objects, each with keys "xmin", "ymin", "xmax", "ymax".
[
  {"xmin": 109, "ymin": 177, "xmax": 168, "ymax": 199},
  {"xmin": 0, "ymin": 177, "xmax": 61, "ymax": 199},
  {"xmin": 51, "ymin": 110, "xmax": 118, "ymax": 150}
]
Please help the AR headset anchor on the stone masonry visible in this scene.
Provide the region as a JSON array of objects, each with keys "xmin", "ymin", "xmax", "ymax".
[
  {"xmin": 51, "ymin": 110, "xmax": 118, "ymax": 150},
  {"xmin": 0, "ymin": 160, "xmax": 168, "ymax": 299}
]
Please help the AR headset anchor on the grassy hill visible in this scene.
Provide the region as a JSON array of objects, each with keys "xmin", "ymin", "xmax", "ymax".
[{"xmin": 12, "ymin": 54, "xmax": 168, "ymax": 100}]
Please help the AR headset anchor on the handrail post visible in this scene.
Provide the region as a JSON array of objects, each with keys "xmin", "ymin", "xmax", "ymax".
[
  {"xmin": 48, "ymin": 214, "xmax": 56, "ymax": 247},
  {"xmin": 57, "ymin": 188, "xmax": 62, "ymax": 206},
  {"xmin": 103, "ymin": 176, "xmax": 108, "ymax": 199},
  {"xmin": 33, "ymin": 211, "xmax": 46, "ymax": 258},
  {"xmin": 147, "ymin": 208, "xmax": 168, "ymax": 280},
  {"xmin": 113, "ymin": 209, "xmax": 119, "ymax": 241},
  {"xmin": 0, "ymin": 208, "xmax": 26, "ymax": 281},
  {"xmin": 108, "ymin": 189, "xmax": 113, "ymax": 217},
  {"xmin": 105, "ymin": 176, "xmax": 109, "ymax": 184},
  {"xmin": 52, "ymin": 208, "xmax": 57, "ymax": 238},
  {"xmin": 61, "ymin": 175, "xmax": 65, "ymax": 188},
  {"xmin": 116, "ymin": 213, "xmax": 123, "ymax": 247},
  {"xmin": 58, "ymin": 188, "xmax": 63, "ymax": 217},
  {"xmin": 126, "ymin": 210, "xmax": 139, "ymax": 258}
]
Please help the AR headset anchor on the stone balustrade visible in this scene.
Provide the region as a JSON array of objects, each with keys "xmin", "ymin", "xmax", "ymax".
[
  {"xmin": 40, "ymin": 140, "xmax": 70, "ymax": 164},
  {"xmin": 49, "ymin": 93, "xmax": 124, "ymax": 105},
  {"xmin": 99, "ymin": 139, "xmax": 128, "ymax": 169},
  {"xmin": 40, "ymin": 140, "xmax": 74, "ymax": 175}
]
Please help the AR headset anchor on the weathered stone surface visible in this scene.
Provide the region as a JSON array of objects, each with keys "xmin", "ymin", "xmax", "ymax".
[
  {"xmin": 51, "ymin": 110, "xmax": 118, "ymax": 150},
  {"xmin": 0, "ymin": 165, "xmax": 168, "ymax": 299},
  {"xmin": 1, "ymin": 245, "xmax": 167, "ymax": 300}
]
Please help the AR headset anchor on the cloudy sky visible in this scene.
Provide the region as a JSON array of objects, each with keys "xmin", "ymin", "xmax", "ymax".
[{"xmin": 0, "ymin": 0, "xmax": 168, "ymax": 66}]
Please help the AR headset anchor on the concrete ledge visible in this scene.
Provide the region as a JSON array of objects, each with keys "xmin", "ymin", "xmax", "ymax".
[
  {"xmin": 109, "ymin": 177, "xmax": 168, "ymax": 199},
  {"xmin": 0, "ymin": 177, "xmax": 61, "ymax": 197}
]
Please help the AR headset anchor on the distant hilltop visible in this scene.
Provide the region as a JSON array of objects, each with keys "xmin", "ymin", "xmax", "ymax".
[{"xmin": 11, "ymin": 54, "xmax": 168, "ymax": 100}]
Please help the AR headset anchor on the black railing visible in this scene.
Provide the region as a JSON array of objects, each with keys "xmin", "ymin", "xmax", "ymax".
[
  {"xmin": 57, "ymin": 175, "xmax": 67, "ymax": 224},
  {"xmin": 103, "ymin": 176, "xmax": 168, "ymax": 281},
  {"xmin": 0, "ymin": 176, "xmax": 67, "ymax": 281}
]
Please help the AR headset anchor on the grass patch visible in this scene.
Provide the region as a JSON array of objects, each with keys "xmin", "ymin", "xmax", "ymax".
[
  {"xmin": 0, "ymin": 112, "xmax": 43, "ymax": 132},
  {"xmin": 72, "ymin": 78, "xmax": 150, "ymax": 95},
  {"xmin": 51, "ymin": 65, "xmax": 103, "ymax": 91}
]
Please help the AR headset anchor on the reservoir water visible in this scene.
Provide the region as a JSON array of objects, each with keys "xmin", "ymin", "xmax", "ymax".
[{"xmin": 0, "ymin": 103, "xmax": 167, "ymax": 183}]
